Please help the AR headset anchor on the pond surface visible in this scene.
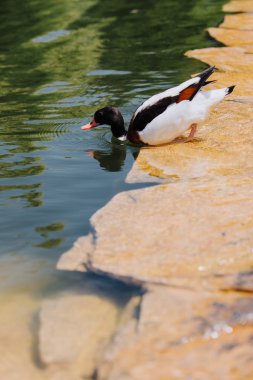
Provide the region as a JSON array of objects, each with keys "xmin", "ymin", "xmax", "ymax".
[{"xmin": 0, "ymin": 0, "xmax": 225, "ymax": 375}]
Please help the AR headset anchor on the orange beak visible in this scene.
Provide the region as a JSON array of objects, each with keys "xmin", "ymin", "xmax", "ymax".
[{"xmin": 81, "ymin": 118, "xmax": 99, "ymax": 130}]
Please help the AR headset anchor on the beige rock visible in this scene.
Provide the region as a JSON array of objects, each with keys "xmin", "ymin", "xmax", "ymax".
[
  {"xmin": 57, "ymin": 235, "xmax": 94, "ymax": 272},
  {"xmin": 97, "ymin": 287, "xmax": 253, "ymax": 380},
  {"xmin": 0, "ymin": 293, "xmax": 44, "ymax": 380},
  {"xmin": 126, "ymin": 161, "xmax": 165, "ymax": 184},
  {"xmin": 208, "ymin": 14, "xmax": 253, "ymax": 54},
  {"xmin": 39, "ymin": 285, "xmax": 119, "ymax": 380},
  {"xmin": 186, "ymin": 46, "xmax": 253, "ymax": 75},
  {"xmin": 221, "ymin": 13, "xmax": 253, "ymax": 30},
  {"xmin": 87, "ymin": 170, "xmax": 253, "ymax": 288},
  {"xmin": 224, "ymin": 0, "xmax": 253, "ymax": 13},
  {"xmin": 208, "ymin": 27, "xmax": 253, "ymax": 48}
]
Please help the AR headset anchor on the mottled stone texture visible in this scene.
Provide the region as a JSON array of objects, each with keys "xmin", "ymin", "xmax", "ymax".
[
  {"xmin": 224, "ymin": 0, "xmax": 253, "ymax": 12},
  {"xmin": 38, "ymin": 283, "xmax": 130, "ymax": 380},
  {"xmin": 55, "ymin": 2, "xmax": 253, "ymax": 379},
  {"xmin": 97, "ymin": 287, "xmax": 253, "ymax": 380},
  {"xmin": 57, "ymin": 235, "xmax": 93, "ymax": 272},
  {"xmin": 85, "ymin": 171, "xmax": 253, "ymax": 288}
]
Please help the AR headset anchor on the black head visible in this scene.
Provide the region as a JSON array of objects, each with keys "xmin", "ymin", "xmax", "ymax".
[
  {"xmin": 94, "ymin": 106, "xmax": 120, "ymax": 124},
  {"xmin": 81, "ymin": 106, "xmax": 126, "ymax": 139}
]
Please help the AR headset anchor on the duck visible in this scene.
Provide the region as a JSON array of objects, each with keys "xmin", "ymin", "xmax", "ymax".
[{"xmin": 81, "ymin": 66, "xmax": 235, "ymax": 146}]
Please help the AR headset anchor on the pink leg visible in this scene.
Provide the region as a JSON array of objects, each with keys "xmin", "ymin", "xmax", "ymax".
[{"xmin": 186, "ymin": 123, "xmax": 197, "ymax": 142}]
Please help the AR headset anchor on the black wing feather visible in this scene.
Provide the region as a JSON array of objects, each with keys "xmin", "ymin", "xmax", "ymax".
[{"xmin": 128, "ymin": 66, "xmax": 216, "ymax": 133}]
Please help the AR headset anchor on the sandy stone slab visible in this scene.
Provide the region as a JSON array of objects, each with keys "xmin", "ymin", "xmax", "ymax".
[
  {"xmin": 97, "ymin": 286, "xmax": 253, "ymax": 380},
  {"xmin": 221, "ymin": 13, "xmax": 253, "ymax": 30},
  {"xmin": 208, "ymin": 27, "xmax": 253, "ymax": 47},
  {"xmin": 224, "ymin": 0, "xmax": 253, "ymax": 12},
  {"xmin": 57, "ymin": 234, "xmax": 94, "ymax": 272},
  {"xmin": 39, "ymin": 285, "xmax": 119, "ymax": 380},
  {"xmin": 0, "ymin": 294, "xmax": 45, "ymax": 380},
  {"xmin": 87, "ymin": 177, "xmax": 253, "ymax": 288},
  {"xmin": 186, "ymin": 46, "xmax": 253, "ymax": 73},
  {"xmin": 126, "ymin": 161, "xmax": 165, "ymax": 184}
]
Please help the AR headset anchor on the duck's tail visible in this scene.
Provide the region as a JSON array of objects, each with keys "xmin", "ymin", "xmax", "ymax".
[
  {"xmin": 195, "ymin": 85, "xmax": 236, "ymax": 109},
  {"xmin": 194, "ymin": 66, "xmax": 218, "ymax": 89},
  {"xmin": 196, "ymin": 67, "xmax": 236, "ymax": 97},
  {"xmin": 226, "ymin": 85, "xmax": 236, "ymax": 95},
  {"xmin": 185, "ymin": 66, "xmax": 216, "ymax": 101}
]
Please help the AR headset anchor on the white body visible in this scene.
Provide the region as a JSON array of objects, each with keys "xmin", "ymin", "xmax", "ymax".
[{"xmin": 138, "ymin": 88, "xmax": 229, "ymax": 146}]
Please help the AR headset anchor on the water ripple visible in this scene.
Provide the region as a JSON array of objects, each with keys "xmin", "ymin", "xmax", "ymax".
[{"xmin": 32, "ymin": 29, "xmax": 71, "ymax": 43}]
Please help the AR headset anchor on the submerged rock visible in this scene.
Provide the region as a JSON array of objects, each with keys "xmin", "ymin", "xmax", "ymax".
[{"xmin": 39, "ymin": 284, "xmax": 119, "ymax": 379}]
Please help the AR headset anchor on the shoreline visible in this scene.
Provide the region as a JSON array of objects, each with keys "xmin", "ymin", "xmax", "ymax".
[{"xmin": 53, "ymin": 1, "xmax": 253, "ymax": 378}]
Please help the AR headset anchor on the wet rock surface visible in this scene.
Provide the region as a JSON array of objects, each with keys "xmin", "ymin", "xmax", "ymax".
[
  {"xmin": 39, "ymin": 286, "xmax": 119, "ymax": 379},
  {"xmin": 97, "ymin": 287, "xmax": 253, "ymax": 380},
  {"xmin": 38, "ymin": 278, "xmax": 140, "ymax": 380},
  {"xmin": 57, "ymin": 235, "xmax": 93, "ymax": 273},
  {"xmin": 55, "ymin": 1, "xmax": 253, "ymax": 378}
]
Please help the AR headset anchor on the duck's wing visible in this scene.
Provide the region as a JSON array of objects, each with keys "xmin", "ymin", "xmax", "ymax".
[
  {"xmin": 128, "ymin": 66, "xmax": 216, "ymax": 138},
  {"xmin": 138, "ymin": 85, "xmax": 234, "ymax": 146}
]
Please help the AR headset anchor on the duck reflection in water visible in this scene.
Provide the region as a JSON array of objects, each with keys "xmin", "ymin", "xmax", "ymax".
[{"xmin": 85, "ymin": 141, "xmax": 140, "ymax": 172}]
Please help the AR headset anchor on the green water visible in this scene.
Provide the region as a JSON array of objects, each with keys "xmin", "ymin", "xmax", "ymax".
[{"xmin": 0, "ymin": 0, "xmax": 225, "ymax": 308}]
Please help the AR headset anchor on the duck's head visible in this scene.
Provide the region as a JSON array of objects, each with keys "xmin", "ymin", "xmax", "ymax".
[{"xmin": 81, "ymin": 106, "xmax": 127, "ymax": 139}]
